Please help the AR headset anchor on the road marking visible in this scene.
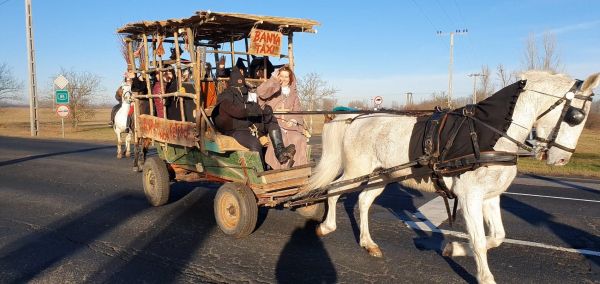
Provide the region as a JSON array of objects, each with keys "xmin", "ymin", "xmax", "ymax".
[
  {"xmin": 401, "ymin": 220, "xmax": 600, "ymax": 257},
  {"xmin": 390, "ymin": 190, "xmax": 600, "ymax": 258},
  {"xmin": 504, "ymin": 192, "xmax": 600, "ymax": 203},
  {"xmin": 513, "ymin": 177, "xmax": 600, "ymax": 191}
]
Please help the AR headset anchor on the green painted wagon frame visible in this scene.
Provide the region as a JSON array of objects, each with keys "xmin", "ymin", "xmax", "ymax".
[{"xmin": 117, "ymin": 11, "xmax": 321, "ymax": 238}]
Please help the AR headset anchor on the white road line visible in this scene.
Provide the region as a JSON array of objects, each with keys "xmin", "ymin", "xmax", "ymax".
[
  {"xmin": 513, "ymin": 177, "xmax": 600, "ymax": 191},
  {"xmin": 504, "ymin": 192, "xmax": 600, "ymax": 203},
  {"xmin": 390, "ymin": 188, "xmax": 600, "ymax": 258},
  {"xmin": 402, "ymin": 220, "xmax": 600, "ymax": 257}
]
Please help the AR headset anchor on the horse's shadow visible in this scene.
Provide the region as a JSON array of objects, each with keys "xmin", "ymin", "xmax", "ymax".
[{"xmin": 342, "ymin": 183, "xmax": 477, "ymax": 283}]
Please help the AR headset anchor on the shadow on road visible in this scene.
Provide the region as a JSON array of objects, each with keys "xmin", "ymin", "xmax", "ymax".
[
  {"xmin": 0, "ymin": 193, "xmax": 147, "ymax": 283},
  {"xmin": 0, "ymin": 146, "xmax": 113, "ymax": 167},
  {"xmin": 377, "ymin": 183, "xmax": 477, "ymax": 283},
  {"xmin": 524, "ymin": 174, "xmax": 600, "ymax": 196},
  {"xmin": 89, "ymin": 184, "xmax": 217, "ymax": 283},
  {"xmin": 276, "ymin": 220, "xmax": 337, "ymax": 283},
  {"xmin": 502, "ymin": 195, "xmax": 600, "ymax": 267}
]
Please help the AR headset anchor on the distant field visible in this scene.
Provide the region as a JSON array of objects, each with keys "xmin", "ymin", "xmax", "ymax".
[
  {"xmin": 0, "ymin": 107, "xmax": 114, "ymax": 142},
  {"xmin": 1, "ymin": 106, "xmax": 598, "ymax": 178}
]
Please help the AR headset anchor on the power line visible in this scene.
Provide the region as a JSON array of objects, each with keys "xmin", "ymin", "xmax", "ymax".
[
  {"xmin": 0, "ymin": 0, "xmax": 13, "ymax": 7},
  {"xmin": 409, "ymin": 0, "xmax": 440, "ymax": 31},
  {"xmin": 435, "ymin": 0, "xmax": 458, "ymax": 28}
]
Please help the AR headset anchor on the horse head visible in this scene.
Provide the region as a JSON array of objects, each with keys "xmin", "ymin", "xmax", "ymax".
[
  {"xmin": 121, "ymin": 83, "xmax": 133, "ymax": 104},
  {"xmin": 525, "ymin": 71, "xmax": 599, "ymax": 165}
]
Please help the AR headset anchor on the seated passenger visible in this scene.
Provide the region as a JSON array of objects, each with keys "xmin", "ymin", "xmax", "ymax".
[
  {"xmin": 257, "ymin": 65, "xmax": 309, "ymax": 170},
  {"xmin": 212, "ymin": 66, "xmax": 296, "ymax": 165},
  {"xmin": 249, "ymin": 56, "xmax": 274, "ymax": 79}
]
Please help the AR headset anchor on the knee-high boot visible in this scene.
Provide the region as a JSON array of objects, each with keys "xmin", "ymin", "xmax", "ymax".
[{"xmin": 269, "ymin": 129, "xmax": 296, "ymax": 164}]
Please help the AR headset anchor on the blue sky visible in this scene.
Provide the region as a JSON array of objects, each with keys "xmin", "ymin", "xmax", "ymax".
[{"xmin": 1, "ymin": 0, "xmax": 599, "ymax": 106}]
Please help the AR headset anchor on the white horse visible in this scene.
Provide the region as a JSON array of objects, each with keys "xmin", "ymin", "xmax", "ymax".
[
  {"xmin": 307, "ymin": 71, "xmax": 599, "ymax": 284},
  {"xmin": 113, "ymin": 83, "xmax": 133, "ymax": 159}
]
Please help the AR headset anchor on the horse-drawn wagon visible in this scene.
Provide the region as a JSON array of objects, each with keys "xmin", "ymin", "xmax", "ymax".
[{"xmin": 116, "ymin": 11, "xmax": 322, "ymax": 238}]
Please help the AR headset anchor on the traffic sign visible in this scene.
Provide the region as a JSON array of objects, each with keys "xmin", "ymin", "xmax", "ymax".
[
  {"xmin": 55, "ymin": 90, "xmax": 69, "ymax": 104},
  {"xmin": 56, "ymin": 105, "xmax": 70, "ymax": 118},
  {"xmin": 54, "ymin": 75, "xmax": 69, "ymax": 89},
  {"xmin": 374, "ymin": 96, "xmax": 383, "ymax": 105}
]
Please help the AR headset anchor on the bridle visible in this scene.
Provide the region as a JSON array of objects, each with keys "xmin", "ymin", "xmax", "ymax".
[{"xmin": 533, "ymin": 79, "xmax": 594, "ymax": 153}]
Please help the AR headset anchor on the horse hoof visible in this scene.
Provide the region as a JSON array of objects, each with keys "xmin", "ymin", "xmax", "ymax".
[
  {"xmin": 125, "ymin": 153, "xmax": 131, "ymax": 158},
  {"xmin": 315, "ymin": 226, "xmax": 325, "ymax": 237},
  {"xmin": 132, "ymin": 166, "xmax": 140, "ymax": 172},
  {"xmin": 442, "ymin": 242, "xmax": 453, "ymax": 257},
  {"xmin": 117, "ymin": 154, "xmax": 122, "ymax": 159},
  {"xmin": 365, "ymin": 246, "xmax": 383, "ymax": 258}
]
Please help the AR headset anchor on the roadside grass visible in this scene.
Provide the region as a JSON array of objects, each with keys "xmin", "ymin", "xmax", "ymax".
[
  {"xmin": 517, "ymin": 129, "xmax": 600, "ymax": 178},
  {"xmin": 0, "ymin": 107, "xmax": 114, "ymax": 142},
  {"xmin": 2, "ymin": 107, "xmax": 598, "ymax": 178}
]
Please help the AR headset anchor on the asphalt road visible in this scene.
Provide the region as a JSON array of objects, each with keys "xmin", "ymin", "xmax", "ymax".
[{"xmin": 0, "ymin": 136, "xmax": 598, "ymax": 283}]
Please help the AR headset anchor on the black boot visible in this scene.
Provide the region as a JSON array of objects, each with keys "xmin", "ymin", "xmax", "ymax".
[{"xmin": 269, "ymin": 129, "xmax": 296, "ymax": 164}]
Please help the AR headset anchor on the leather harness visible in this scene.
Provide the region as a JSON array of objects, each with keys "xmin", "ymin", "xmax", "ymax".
[{"xmin": 283, "ymin": 79, "xmax": 593, "ymax": 226}]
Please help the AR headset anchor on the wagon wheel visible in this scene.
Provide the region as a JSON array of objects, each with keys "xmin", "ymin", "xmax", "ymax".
[
  {"xmin": 214, "ymin": 183, "xmax": 258, "ymax": 238},
  {"xmin": 296, "ymin": 202, "xmax": 326, "ymax": 221},
  {"xmin": 142, "ymin": 156, "xmax": 170, "ymax": 206}
]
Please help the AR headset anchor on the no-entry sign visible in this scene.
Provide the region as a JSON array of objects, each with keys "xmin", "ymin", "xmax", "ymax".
[
  {"xmin": 56, "ymin": 105, "xmax": 70, "ymax": 118},
  {"xmin": 374, "ymin": 96, "xmax": 383, "ymax": 105}
]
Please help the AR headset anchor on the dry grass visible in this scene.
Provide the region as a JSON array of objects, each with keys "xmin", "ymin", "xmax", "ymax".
[
  {"xmin": 517, "ymin": 129, "xmax": 600, "ymax": 178},
  {"xmin": 0, "ymin": 107, "xmax": 114, "ymax": 142}
]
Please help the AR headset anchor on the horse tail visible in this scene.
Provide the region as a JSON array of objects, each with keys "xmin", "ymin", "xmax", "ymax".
[{"xmin": 307, "ymin": 114, "xmax": 356, "ymax": 190}]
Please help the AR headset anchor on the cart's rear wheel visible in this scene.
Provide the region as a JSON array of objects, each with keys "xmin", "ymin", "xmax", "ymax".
[
  {"xmin": 296, "ymin": 202, "xmax": 326, "ymax": 221},
  {"xmin": 214, "ymin": 183, "xmax": 258, "ymax": 238},
  {"xmin": 142, "ymin": 156, "xmax": 170, "ymax": 206}
]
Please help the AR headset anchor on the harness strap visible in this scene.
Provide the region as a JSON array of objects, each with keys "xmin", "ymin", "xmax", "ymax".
[{"xmin": 464, "ymin": 114, "xmax": 533, "ymax": 152}]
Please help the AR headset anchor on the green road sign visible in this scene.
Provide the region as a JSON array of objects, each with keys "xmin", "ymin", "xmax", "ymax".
[{"xmin": 55, "ymin": 90, "xmax": 69, "ymax": 104}]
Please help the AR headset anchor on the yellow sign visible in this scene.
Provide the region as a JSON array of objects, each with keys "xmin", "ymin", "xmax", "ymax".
[{"xmin": 249, "ymin": 29, "xmax": 282, "ymax": 57}]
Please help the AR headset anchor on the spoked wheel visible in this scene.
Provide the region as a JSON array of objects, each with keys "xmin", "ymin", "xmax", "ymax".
[
  {"xmin": 296, "ymin": 202, "xmax": 326, "ymax": 221},
  {"xmin": 214, "ymin": 183, "xmax": 258, "ymax": 238},
  {"xmin": 142, "ymin": 156, "xmax": 170, "ymax": 206}
]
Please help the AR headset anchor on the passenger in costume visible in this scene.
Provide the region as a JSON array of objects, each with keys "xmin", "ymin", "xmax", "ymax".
[
  {"xmin": 212, "ymin": 66, "xmax": 296, "ymax": 165},
  {"xmin": 257, "ymin": 65, "xmax": 309, "ymax": 169}
]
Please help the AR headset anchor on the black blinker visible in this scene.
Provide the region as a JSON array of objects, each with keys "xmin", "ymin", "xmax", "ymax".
[{"xmin": 564, "ymin": 107, "xmax": 586, "ymax": 126}]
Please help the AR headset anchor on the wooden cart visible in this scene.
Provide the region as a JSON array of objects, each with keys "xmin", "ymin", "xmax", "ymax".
[{"xmin": 117, "ymin": 11, "xmax": 321, "ymax": 238}]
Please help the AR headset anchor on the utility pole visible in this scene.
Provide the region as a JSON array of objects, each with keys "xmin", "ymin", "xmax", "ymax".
[
  {"xmin": 437, "ymin": 29, "xmax": 468, "ymax": 108},
  {"xmin": 405, "ymin": 92, "xmax": 413, "ymax": 107},
  {"xmin": 25, "ymin": 0, "xmax": 39, "ymax": 136},
  {"xmin": 468, "ymin": 73, "xmax": 484, "ymax": 104}
]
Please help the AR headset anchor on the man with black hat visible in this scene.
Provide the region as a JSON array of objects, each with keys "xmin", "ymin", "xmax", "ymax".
[{"xmin": 212, "ymin": 66, "xmax": 296, "ymax": 166}]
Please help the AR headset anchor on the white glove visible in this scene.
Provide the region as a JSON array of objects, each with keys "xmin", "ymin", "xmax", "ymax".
[{"xmin": 247, "ymin": 92, "xmax": 257, "ymax": 103}]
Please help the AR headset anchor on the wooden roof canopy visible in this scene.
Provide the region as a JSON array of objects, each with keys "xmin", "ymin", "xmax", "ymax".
[{"xmin": 116, "ymin": 10, "xmax": 320, "ymax": 43}]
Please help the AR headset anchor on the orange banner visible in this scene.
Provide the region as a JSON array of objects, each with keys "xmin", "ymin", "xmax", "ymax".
[{"xmin": 249, "ymin": 29, "xmax": 282, "ymax": 57}]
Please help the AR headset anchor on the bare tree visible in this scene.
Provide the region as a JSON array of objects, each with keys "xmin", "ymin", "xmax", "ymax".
[
  {"xmin": 522, "ymin": 32, "xmax": 561, "ymax": 72},
  {"xmin": 496, "ymin": 64, "xmax": 514, "ymax": 88},
  {"xmin": 54, "ymin": 68, "xmax": 102, "ymax": 129},
  {"xmin": 541, "ymin": 32, "xmax": 561, "ymax": 72},
  {"xmin": 476, "ymin": 65, "xmax": 494, "ymax": 101},
  {"xmin": 297, "ymin": 72, "xmax": 337, "ymax": 132},
  {"xmin": 0, "ymin": 63, "xmax": 22, "ymax": 103},
  {"xmin": 348, "ymin": 100, "xmax": 368, "ymax": 109},
  {"xmin": 523, "ymin": 33, "xmax": 538, "ymax": 70},
  {"xmin": 321, "ymin": 98, "xmax": 338, "ymax": 111}
]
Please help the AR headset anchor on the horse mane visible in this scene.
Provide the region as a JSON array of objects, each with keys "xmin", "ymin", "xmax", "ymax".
[{"xmin": 520, "ymin": 70, "xmax": 574, "ymax": 96}]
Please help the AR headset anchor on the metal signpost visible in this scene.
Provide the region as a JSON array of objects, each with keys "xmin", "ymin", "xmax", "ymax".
[
  {"xmin": 56, "ymin": 105, "xmax": 69, "ymax": 138},
  {"xmin": 54, "ymin": 75, "xmax": 69, "ymax": 138}
]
